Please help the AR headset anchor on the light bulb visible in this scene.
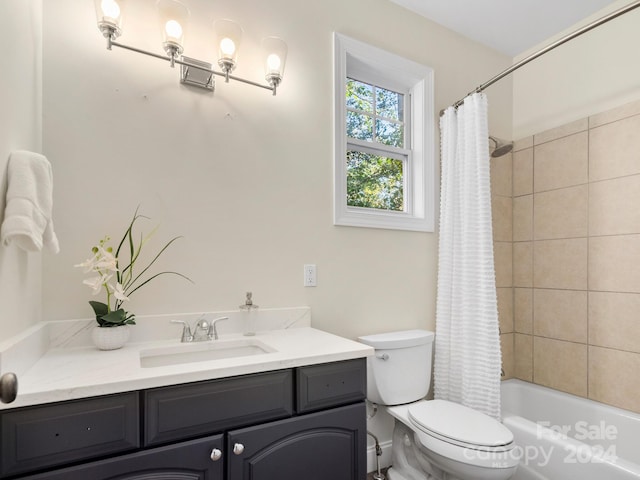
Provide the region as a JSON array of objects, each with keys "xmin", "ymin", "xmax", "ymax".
[
  {"xmin": 165, "ymin": 19, "xmax": 183, "ymax": 40},
  {"xmin": 157, "ymin": 0, "xmax": 190, "ymax": 58},
  {"xmin": 261, "ymin": 36, "xmax": 287, "ymax": 88},
  {"xmin": 101, "ymin": 0, "xmax": 120, "ymax": 19},
  {"xmin": 266, "ymin": 53, "xmax": 281, "ymax": 72},
  {"xmin": 213, "ymin": 19, "xmax": 242, "ymax": 71},
  {"xmin": 220, "ymin": 37, "xmax": 236, "ymax": 56}
]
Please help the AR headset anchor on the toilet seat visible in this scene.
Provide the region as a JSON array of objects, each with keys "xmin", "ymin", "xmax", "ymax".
[
  {"xmin": 408, "ymin": 399, "xmax": 513, "ymax": 450},
  {"xmin": 406, "ymin": 400, "xmax": 519, "ymax": 470}
]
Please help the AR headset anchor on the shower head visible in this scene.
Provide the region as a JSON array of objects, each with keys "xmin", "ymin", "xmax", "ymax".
[{"xmin": 489, "ymin": 136, "xmax": 513, "ymax": 158}]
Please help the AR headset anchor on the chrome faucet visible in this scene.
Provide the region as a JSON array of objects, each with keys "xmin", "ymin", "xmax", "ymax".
[
  {"xmin": 171, "ymin": 320, "xmax": 193, "ymax": 342},
  {"xmin": 171, "ymin": 316, "xmax": 230, "ymax": 342},
  {"xmin": 193, "ymin": 317, "xmax": 212, "ymax": 342},
  {"xmin": 211, "ymin": 316, "xmax": 229, "ymax": 340}
]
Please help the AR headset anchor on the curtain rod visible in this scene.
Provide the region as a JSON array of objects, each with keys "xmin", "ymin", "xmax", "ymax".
[{"xmin": 441, "ymin": 0, "xmax": 640, "ymax": 116}]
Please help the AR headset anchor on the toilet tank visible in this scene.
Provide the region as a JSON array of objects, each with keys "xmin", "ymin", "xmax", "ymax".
[{"xmin": 358, "ymin": 330, "xmax": 434, "ymax": 405}]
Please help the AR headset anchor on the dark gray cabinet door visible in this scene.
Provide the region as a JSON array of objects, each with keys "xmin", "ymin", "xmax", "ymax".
[
  {"xmin": 21, "ymin": 434, "xmax": 224, "ymax": 480},
  {"xmin": 227, "ymin": 403, "xmax": 366, "ymax": 480}
]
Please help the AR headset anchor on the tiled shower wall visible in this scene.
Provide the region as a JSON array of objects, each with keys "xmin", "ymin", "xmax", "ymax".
[
  {"xmin": 494, "ymin": 98, "xmax": 640, "ymax": 414},
  {"xmin": 491, "ymin": 150, "xmax": 515, "ymax": 379}
]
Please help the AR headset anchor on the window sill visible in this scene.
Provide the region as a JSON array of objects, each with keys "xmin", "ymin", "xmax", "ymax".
[{"xmin": 334, "ymin": 207, "xmax": 433, "ymax": 232}]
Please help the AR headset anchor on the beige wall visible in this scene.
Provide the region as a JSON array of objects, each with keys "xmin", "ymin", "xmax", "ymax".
[
  {"xmin": 510, "ymin": 99, "xmax": 640, "ymax": 414},
  {"xmin": 36, "ymin": 0, "xmax": 513, "ymax": 342},
  {"xmin": 0, "ymin": 0, "xmax": 43, "ymax": 344},
  {"xmin": 512, "ymin": 0, "xmax": 640, "ymax": 139}
]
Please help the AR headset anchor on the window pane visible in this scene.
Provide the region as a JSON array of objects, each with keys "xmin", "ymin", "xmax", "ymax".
[
  {"xmin": 376, "ymin": 87, "xmax": 403, "ymax": 121},
  {"xmin": 376, "ymin": 119, "xmax": 403, "ymax": 147},
  {"xmin": 346, "ymin": 79, "xmax": 373, "ymax": 112},
  {"xmin": 347, "ymin": 111, "xmax": 373, "ymax": 141},
  {"xmin": 346, "ymin": 150, "xmax": 404, "ymax": 211}
]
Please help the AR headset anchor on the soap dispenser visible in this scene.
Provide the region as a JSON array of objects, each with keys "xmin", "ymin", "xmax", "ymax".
[{"xmin": 239, "ymin": 292, "xmax": 259, "ymax": 336}]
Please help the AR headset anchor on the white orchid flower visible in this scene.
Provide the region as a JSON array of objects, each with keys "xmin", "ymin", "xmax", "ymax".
[
  {"xmin": 94, "ymin": 246, "xmax": 118, "ymax": 272},
  {"xmin": 83, "ymin": 275, "xmax": 105, "ymax": 295},
  {"xmin": 74, "ymin": 254, "xmax": 100, "ymax": 273},
  {"xmin": 113, "ymin": 282, "xmax": 129, "ymax": 302}
]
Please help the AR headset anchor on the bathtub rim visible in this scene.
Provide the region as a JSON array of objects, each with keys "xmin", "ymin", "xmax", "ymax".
[
  {"xmin": 501, "ymin": 379, "xmax": 640, "ymax": 479},
  {"xmin": 501, "ymin": 378, "xmax": 640, "ymax": 421}
]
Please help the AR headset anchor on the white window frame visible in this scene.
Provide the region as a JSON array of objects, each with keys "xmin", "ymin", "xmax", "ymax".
[{"xmin": 334, "ymin": 33, "xmax": 435, "ymax": 232}]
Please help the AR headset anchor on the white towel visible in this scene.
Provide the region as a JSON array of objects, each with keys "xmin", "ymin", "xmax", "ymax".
[{"xmin": 0, "ymin": 151, "xmax": 60, "ymax": 253}]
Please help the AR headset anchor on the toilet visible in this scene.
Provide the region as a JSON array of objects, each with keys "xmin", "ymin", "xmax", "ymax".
[{"xmin": 358, "ymin": 330, "xmax": 519, "ymax": 480}]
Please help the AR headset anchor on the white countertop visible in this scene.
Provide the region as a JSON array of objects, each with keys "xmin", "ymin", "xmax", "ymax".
[{"xmin": 0, "ymin": 308, "xmax": 373, "ymax": 410}]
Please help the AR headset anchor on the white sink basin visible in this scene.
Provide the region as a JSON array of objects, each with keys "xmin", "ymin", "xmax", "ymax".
[{"xmin": 140, "ymin": 338, "xmax": 276, "ymax": 368}]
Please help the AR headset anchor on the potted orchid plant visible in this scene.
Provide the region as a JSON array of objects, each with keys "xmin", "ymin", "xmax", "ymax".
[{"xmin": 75, "ymin": 209, "xmax": 191, "ymax": 349}]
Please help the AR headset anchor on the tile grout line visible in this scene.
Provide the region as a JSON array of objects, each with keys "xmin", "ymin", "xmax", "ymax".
[
  {"xmin": 531, "ymin": 139, "xmax": 536, "ymax": 384},
  {"xmin": 586, "ymin": 117, "xmax": 591, "ymax": 401}
]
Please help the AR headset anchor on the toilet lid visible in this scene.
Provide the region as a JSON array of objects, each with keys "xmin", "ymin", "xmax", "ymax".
[{"xmin": 408, "ymin": 400, "xmax": 513, "ymax": 448}]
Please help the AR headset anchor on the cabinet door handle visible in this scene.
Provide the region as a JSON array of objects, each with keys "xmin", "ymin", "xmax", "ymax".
[
  {"xmin": 0, "ymin": 373, "xmax": 18, "ymax": 404},
  {"xmin": 233, "ymin": 443, "xmax": 245, "ymax": 455},
  {"xmin": 210, "ymin": 448, "xmax": 222, "ymax": 461}
]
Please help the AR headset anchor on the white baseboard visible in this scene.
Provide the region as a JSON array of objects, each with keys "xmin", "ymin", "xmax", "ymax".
[{"xmin": 366, "ymin": 439, "xmax": 393, "ymax": 474}]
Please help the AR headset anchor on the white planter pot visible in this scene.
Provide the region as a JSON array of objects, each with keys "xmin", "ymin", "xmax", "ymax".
[{"xmin": 91, "ymin": 325, "xmax": 131, "ymax": 351}]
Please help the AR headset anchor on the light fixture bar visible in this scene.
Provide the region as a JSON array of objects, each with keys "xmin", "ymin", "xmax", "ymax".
[
  {"xmin": 180, "ymin": 56, "xmax": 214, "ymax": 90},
  {"xmin": 107, "ymin": 39, "xmax": 278, "ymax": 95},
  {"xmin": 94, "ymin": 0, "xmax": 285, "ymax": 97}
]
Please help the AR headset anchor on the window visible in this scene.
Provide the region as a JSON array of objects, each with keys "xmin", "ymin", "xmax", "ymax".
[
  {"xmin": 334, "ymin": 33, "xmax": 435, "ymax": 232},
  {"xmin": 346, "ymin": 78, "xmax": 408, "ymax": 212}
]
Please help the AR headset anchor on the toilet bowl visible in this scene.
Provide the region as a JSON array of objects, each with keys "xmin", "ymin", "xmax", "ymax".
[
  {"xmin": 388, "ymin": 400, "xmax": 518, "ymax": 480},
  {"xmin": 358, "ymin": 330, "xmax": 518, "ymax": 480}
]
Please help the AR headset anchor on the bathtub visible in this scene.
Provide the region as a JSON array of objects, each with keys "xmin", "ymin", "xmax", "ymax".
[{"xmin": 501, "ymin": 379, "xmax": 640, "ymax": 480}]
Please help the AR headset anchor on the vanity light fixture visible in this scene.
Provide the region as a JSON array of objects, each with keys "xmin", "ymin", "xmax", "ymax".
[{"xmin": 93, "ymin": 0, "xmax": 287, "ymax": 95}]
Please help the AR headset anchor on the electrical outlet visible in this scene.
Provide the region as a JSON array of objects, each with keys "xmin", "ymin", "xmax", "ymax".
[{"xmin": 303, "ymin": 264, "xmax": 317, "ymax": 287}]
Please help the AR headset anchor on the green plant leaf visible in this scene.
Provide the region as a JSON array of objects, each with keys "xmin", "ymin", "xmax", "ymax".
[
  {"xmin": 100, "ymin": 309, "xmax": 128, "ymax": 325},
  {"xmin": 115, "ymin": 207, "xmax": 141, "ymax": 258},
  {"xmin": 88, "ymin": 301, "xmax": 108, "ymax": 317},
  {"xmin": 125, "ymin": 236, "xmax": 187, "ymax": 294},
  {"xmin": 126, "ymin": 271, "xmax": 193, "ymax": 297},
  {"xmin": 116, "ymin": 209, "xmax": 147, "ymax": 279}
]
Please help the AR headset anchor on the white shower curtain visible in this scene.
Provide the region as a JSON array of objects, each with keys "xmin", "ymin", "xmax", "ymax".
[{"xmin": 434, "ymin": 93, "xmax": 502, "ymax": 420}]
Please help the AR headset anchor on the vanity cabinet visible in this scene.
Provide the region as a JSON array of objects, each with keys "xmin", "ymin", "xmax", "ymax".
[
  {"xmin": 0, "ymin": 358, "xmax": 366, "ymax": 480},
  {"xmin": 227, "ymin": 403, "xmax": 364, "ymax": 480}
]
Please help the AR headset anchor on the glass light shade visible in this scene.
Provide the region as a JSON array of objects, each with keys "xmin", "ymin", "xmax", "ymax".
[
  {"xmin": 261, "ymin": 36, "xmax": 288, "ymax": 86},
  {"xmin": 213, "ymin": 19, "xmax": 243, "ymax": 74},
  {"xmin": 94, "ymin": 0, "xmax": 125, "ymax": 38},
  {"xmin": 157, "ymin": 0, "xmax": 190, "ymax": 57}
]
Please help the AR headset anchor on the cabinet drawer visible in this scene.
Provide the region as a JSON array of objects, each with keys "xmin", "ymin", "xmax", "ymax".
[
  {"xmin": 144, "ymin": 370, "xmax": 293, "ymax": 446},
  {"xmin": 0, "ymin": 392, "xmax": 139, "ymax": 478},
  {"xmin": 296, "ymin": 358, "xmax": 366, "ymax": 413},
  {"xmin": 20, "ymin": 434, "xmax": 224, "ymax": 480}
]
